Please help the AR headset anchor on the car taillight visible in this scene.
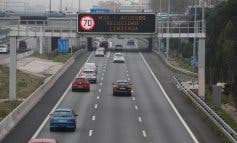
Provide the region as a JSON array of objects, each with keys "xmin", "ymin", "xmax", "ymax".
[
  {"xmin": 72, "ymin": 82, "xmax": 78, "ymax": 86},
  {"xmin": 71, "ymin": 118, "xmax": 75, "ymax": 122},
  {"xmin": 113, "ymin": 85, "xmax": 117, "ymax": 89},
  {"xmin": 50, "ymin": 116, "xmax": 54, "ymax": 121}
]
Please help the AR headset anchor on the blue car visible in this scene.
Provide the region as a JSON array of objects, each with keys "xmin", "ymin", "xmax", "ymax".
[{"xmin": 50, "ymin": 108, "xmax": 78, "ymax": 131}]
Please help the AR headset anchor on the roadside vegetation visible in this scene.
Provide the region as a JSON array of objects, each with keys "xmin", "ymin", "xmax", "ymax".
[
  {"xmin": 0, "ymin": 65, "xmax": 44, "ymax": 121},
  {"xmin": 32, "ymin": 51, "xmax": 72, "ymax": 63}
]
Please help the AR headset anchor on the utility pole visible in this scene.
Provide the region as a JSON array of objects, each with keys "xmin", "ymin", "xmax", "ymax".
[
  {"xmin": 193, "ymin": 0, "xmax": 197, "ymax": 72},
  {"xmin": 60, "ymin": 0, "xmax": 62, "ymax": 12},
  {"xmin": 166, "ymin": 0, "xmax": 170, "ymax": 61}
]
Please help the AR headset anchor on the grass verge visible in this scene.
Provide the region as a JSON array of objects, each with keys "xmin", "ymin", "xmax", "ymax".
[
  {"xmin": 170, "ymin": 54, "xmax": 194, "ymax": 72},
  {"xmin": 32, "ymin": 52, "xmax": 72, "ymax": 63},
  {"xmin": 0, "ymin": 101, "xmax": 22, "ymax": 122}
]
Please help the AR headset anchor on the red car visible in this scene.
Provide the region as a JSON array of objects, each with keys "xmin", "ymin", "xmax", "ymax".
[
  {"xmin": 71, "ymin": 77, "xmax": 90, "ymax": 92},
  {"xmin": 113, "ymin": 80, "xmax": 132, "ymax": 96},
  {"xmin": 28, "ymin": 138, "xmax": 57, "ymax": 143}
]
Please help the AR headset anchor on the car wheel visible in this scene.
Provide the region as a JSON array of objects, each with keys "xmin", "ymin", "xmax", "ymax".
[{"xmin": 71, "ymin": 128, "xmax": 76, "ymax": 132}]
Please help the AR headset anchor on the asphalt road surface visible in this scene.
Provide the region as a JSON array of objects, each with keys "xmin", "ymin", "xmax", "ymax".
[
  {"xmin": 33, "ymin": 52, "xmax": 198, "ymax": 143},
  {"xmin": 2, "ymin": 50, "xmax": 222, "ymax": 143}
]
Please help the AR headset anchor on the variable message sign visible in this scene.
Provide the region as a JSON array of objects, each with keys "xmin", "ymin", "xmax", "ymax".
[{"xmin": 77, "ymin": 13, "xmax": 156, "ymax": 34}]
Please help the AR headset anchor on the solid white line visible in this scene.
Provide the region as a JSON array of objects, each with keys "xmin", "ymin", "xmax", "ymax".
[
  {"xmin": 135, "ymin": 105, "xmax": 138, "ymax": 110},
  {"xmin": 31, "ymin": 52, "xmax": 94, "ymax": 139},
  {"xmin": 98, "ymin": 89, "xmax": 101, "ymax": 92},
  {"xmin": 89, "ymin": 130, "xmax": 93, "ymax": 136},
  {"xmin": 95, "ymin": 104, "xmax": 98, "ymax": 109},
  {"xmin": 132, "ymin": 97, "xmax": 136, "ymax": 101},
  {"xmin": 97, "ymin": 96, "xmax": 100, "ymax": 100},
  {"xmin": 138, "ymin": 116, "xmax": 142, "ymax": 122},
  {"xmin": 139, "ymin": 52, "xmax": 199, "ymax": 143},
  {"xmin": 92, "ymin": 116, "xmax": 96, "ymax": 121},
  {"xmin": 142, "ymin": 130, "xmax": 147, "ymax": 137}
]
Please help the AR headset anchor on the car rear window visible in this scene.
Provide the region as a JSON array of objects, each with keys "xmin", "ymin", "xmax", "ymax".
[
  {"xmin": 84, "ymin": 71, "xmax": 95, "ymax": 74},
  {"xmin": 117, "ymin": 81, "xmax": 129, "ymax": 86},
  {"xmin": 85, "ymin": 63, "xmax": 95, "ymax": 68},
  {"xmin": 54, "ymin": 111, "xmax": 72, "ymax": 117},
  {"xmin": 75, "ymin": 78, "xmax": 85, "ymax": 82},
  {"xmin": 114, "ymin": 53, "xmax": 123, "ymax": 57}
]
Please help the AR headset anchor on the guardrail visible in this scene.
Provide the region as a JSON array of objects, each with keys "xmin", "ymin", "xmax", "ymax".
[
  {"xmin": 174, "ymin": 76, "xmax": 237, "ymax": 143},
  {"xmin": 153, "ymin": 50, "xmax": 197, "ymax": 76}
]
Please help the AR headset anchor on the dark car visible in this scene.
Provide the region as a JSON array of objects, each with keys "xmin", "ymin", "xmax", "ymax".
[
  {"xmin": 71, "ymin": 77, "xmax": 90, "ymax": 92},
  {"xmin": 113, "ymin": 80, "xmax": 132, "ymax": 96},
  {"xmin": 50, "ymin": 108, "xmax": 78, "ymax": 131},
  {"xmin": 114, "ymin": 44, "xmax": 123, "ymax": 51}
]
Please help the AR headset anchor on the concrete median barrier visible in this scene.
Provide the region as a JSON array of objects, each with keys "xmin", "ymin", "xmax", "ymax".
[{"xmin": 0, "ymin": 49, "xmax": 83, "ymax": 141}]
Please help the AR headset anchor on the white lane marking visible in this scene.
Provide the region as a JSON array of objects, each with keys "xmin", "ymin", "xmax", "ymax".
[
  {"xmin": 138, "ymin": 116, "xmax": 142, "ymax": 122},
  {"xmin": 101, "ymin": 77, "xmax": 104, "ymax": 81},
  {"xmin": 97, "ymin": 96, "xmax": 100, "ymax": 100},
  {"xmin": 107, "ymin": 51, "xmax": 110, "ymax": 58},
  {"xmin": 92, "ymin": 116, "xmax": 96, "ymax": 121},
  {"xmin": 98, "ymin": 89, "xmax": 101, "ymax": 92},
  {"xmin": 139, "ymin": 52, "xmax": 199, "ymax": 143},
  {"xmin": 89, "ymin": 130, "xmax": 93, "ymax": 136},
  {"xmin": 135, "ymin": 105, "xmax": 138, "ymax": 110},
  {"xmin": 32, "ymin": 52, "xmax": 94, "ymax": 139},
  {"xmin": 132, "ymin": 97, "xmax": 136, "ymax": 101},
  {"xmin": 127, "ymin": 74, "xmax": 129, "ymax": 77},
  {"xmin": 95, "ymin": 104, "xmax": 98, "ymax": 109},
  {"xmin": 103, "ymin": 69, "xmax": 106, "ymax": 72},
  {"xmin": 100, "ymin": 82, "xmax": 103, "ymax": 86},
  {"xmin": 126, "ymin": 70, "xmax": 128, "ymax": 73},
  {"xmin": 128, "ymin": 78, "xmax": 130, "ymax": 81},
  {"xmin": 142, "ymin": 130, "xmax": 147, "ymax": 137},
  {"xmin": 104, "ymin": 66, "xmax": 106, "ymax": 69},
  {"xmin": 131, "ymin": 90, "xmax": 134, "ymax": 93},
  {"xmin": 102, "ymin": 73, "xmax": 104, "ymax": 76}
]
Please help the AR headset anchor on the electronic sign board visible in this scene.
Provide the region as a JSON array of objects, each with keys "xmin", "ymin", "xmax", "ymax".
[{"xmin": 77, "ymin": 13, "xmax": 156, "ymax": 34}]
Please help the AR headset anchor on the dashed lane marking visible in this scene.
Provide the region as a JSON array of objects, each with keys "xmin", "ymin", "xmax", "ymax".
[
  {"xmin": 135, "ymin": 105, "xmax": 138, "ymax": 110},
  {"xmin": 142, "ymin": 130, "xmax": 147, "ymax": 137},
  {"xmin": 132, "ymin": 97, "xmax": 136, "ymax": 101},
  {"xmin": 98, "ymin": 89, "xmax": 101, "ymax": 92},
  {"xmin": 97, "ymin": 96, "xmax": 100, "ymax": 100},
  {"xmin": 95, "ymin": 104, "xmax": 98, "ymax": 109},
  {"xmin": 92, "ymin": 116, "xmax": 96, "ymax": 121},
  {"xmin": 100, "ymin": 82, "xmax": 102, "ymax": 86},
  {"xmin": 89, "ymin": 130, "xmax": 93, "ymax": 136},
  {"xmin": 138, "ymin": 116, "xmax": 142, "ymax": 122}
]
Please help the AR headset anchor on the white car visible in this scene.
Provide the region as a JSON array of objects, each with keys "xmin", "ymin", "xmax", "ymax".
[
  {"xmin": 81, "ymin": 69, "xmax": 97, "ymax": 83},
  {"xmin": 95, "ymin": 48, "xmax": 105, "ymax": 57},
  {"xmin": 84, "ymin": 63, "xmax": 97, "ymax": 73},
  {"xmin": 0, "ymin": 44, "xmax": 8, "ymax": 53},
  {"xmin": 113, "ymin": 53, "xmax": 125, "ymax": 63}
]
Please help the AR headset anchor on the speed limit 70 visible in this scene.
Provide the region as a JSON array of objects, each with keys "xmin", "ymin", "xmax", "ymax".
[{"xmin": 79, "ymin": 16, "xmax": 95, "ymax": 31}]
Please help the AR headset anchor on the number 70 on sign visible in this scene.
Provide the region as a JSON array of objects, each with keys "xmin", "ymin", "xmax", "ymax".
[{"xmin": 79, "ymin": 16, "xmax": 95, "ymax": 31}]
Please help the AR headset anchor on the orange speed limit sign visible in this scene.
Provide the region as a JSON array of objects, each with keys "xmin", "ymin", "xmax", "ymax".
[{"xmin": 79, "ymin": 15, "xmax": 95, "ymax": 31}]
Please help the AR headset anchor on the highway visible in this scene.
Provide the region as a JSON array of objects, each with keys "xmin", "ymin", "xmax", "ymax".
[
  {"xmin": 1, "ymin": 48, "xmax": 222, "ymax": 143},
  {"xmin": 31, "ymin": 51, "xmax": 197, "ymax": 143}
]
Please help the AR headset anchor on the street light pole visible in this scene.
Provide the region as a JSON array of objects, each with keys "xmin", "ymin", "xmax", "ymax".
[{"xmin": 166, "ymin": 0, "xmax": 170, "ymax": 61}]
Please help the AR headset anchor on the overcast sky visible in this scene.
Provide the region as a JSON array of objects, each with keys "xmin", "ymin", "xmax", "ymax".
[{"xmin": 3, "ymin": 0, "xmax": 102, "ymax": 11}]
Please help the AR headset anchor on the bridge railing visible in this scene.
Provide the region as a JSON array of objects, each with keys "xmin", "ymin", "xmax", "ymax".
[{"xmin": 156, "ymin": 20, "xmax": 205, "ymax": 36}]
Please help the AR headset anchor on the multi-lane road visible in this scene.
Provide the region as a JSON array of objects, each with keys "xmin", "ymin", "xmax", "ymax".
[{"xmin": 2, "ymin": 49, "xmax": 223, "ymax": 143}]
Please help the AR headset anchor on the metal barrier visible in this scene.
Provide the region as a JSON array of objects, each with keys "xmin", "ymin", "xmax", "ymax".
[{"xmin": 174, "ymin": 76, "xmax": 237, "ymax": 143}]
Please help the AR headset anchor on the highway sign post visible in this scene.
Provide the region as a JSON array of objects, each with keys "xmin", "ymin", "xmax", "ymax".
[{"xmin": 77, "ymin": 13, "xmax": 156, "ymax": 34}]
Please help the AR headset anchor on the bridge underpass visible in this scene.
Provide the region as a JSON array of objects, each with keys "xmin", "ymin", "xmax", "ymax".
[{"xmin": 6, "ymin": 17, "xmax": 206, "ymax": 102}]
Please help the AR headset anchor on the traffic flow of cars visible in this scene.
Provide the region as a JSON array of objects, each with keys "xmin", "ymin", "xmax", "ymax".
[{"xmin": 113, "ymin": 53, "xmax": 125, "ymax": 63}]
